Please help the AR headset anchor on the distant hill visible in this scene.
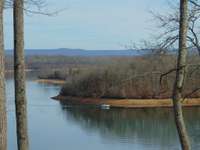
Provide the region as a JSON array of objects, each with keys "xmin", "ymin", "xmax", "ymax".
[{"xmin": 6, "ymin": 48, "xmax": 146, "ymax": 56}]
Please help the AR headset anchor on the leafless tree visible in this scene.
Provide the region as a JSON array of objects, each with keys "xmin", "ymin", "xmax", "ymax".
[
  {"xmin": 173, "ymin": 0, "xmax": 191, "ymax": 149},
  {"xmin": 12, "ymin": 1, "xmax": 61, "ymax": 149},
  {"xmin": 4, "ymin": 0, "xmax": 63, "ymax": 16},
  {"xmin": 0, "ymin": 0, "xmax": 7, "ymax": 150},
  {"xmin": 152, "ymin": 0, "xmax": 200, "ymax": 55},
  {"xmin": 13, "ymin": 0, "xmax": 29, "ymax": 149}
]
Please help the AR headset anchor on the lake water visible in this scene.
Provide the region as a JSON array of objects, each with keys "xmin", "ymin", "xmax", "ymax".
[{"xmin": 6, "ymin": 78, "xmax": 200, "ymax": 150}]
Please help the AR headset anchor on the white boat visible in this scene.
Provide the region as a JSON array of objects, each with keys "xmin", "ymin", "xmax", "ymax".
[{"xmin": 100, "ymin": 104, "xmax": 110, "ymax": 109}]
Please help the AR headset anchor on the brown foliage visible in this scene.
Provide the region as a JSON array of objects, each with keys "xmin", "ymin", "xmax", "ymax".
[{"xmin": 59, "ymin": 54, "xmax": 200, "ymax": 99}]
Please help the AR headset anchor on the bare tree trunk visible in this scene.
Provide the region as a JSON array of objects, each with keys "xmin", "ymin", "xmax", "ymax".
[
  {"xmin": 173, "ymin": 0, "xmax": 191, "ymax": 150},
  {"xmin": 13, "ymin": 0, "xmax": 29, "ymax": 150},
  {"xmin": 0, "ymin": 0, "xmax": 7, "ymax": 149}
]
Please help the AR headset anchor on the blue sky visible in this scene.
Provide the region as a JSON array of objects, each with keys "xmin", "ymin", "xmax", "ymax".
[{"xmin": 4, "ymin": 0, "xmax": 168, "ymax": 50}]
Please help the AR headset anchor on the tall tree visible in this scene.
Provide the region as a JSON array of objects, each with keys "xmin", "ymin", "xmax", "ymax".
[
  {"xmin": 173, "ymin": 0, "xmax": 191, "ymax": 149},
  {"xmin": 13, "ymin": 0, "xmax": 29, "ymax": 149},
  {"xmin": 0, "ymin": 0, "xmax": 7, "ymax": 150}
]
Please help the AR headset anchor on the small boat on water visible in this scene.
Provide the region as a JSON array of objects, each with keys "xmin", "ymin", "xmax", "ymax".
[{"xmin": 100, "ymin": 104, "xmax": 110, "ymax": 109}]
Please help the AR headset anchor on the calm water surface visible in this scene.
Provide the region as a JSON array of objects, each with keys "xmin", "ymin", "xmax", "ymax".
[{"xmin": 6, "ymin": 78, "xmax": 200, "ymax": 150}]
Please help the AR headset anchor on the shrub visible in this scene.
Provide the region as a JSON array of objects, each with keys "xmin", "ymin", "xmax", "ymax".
[{"xmin": 60, "ymin": 54, "xmax": 200, "ymax": 99}]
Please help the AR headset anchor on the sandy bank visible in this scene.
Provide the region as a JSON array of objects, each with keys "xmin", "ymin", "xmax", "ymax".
[
  {"xmin": 52, "ymin": 95, "xmax": 200, "ymax": 108},
  {"xmin": 5, "ymin": 69, "xmax": 33, "ymax": 73},
  {"xmin": 35, "ymin": 79, "xmax": 65, "ymax": 85}
]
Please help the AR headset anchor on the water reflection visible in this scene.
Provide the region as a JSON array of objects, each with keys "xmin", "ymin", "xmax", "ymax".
[
  {"xmin": 60, "ymin": 102, "xmax": 200, "ymax": 150},
  {"xmin": 6, "ymin": 76, "xmax": 200, "ymax": 150}
]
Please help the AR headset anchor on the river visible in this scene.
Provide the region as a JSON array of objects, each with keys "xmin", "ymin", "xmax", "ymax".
[{"xmin": 6, "ymin": 78, "xmax": 200, "ymax": 150}]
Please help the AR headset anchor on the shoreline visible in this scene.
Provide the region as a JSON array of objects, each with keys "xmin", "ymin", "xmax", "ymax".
[
  {"xmin": 52, "ymin": 95, "xmax": 200, "ymax": 108},
  {"xmin": 35, "ymin": 79, "xmax": 65, "ymax": 85},
  {"xmin": 5, "ymin": 69, "xmax": 34, "ymax": 73}
]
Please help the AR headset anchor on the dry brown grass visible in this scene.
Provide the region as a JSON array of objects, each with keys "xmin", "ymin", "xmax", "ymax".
[
  {"xmin": 35, "ymin": 79, "xmax": 65, "ymax": 85},
  {"xmin": 53, "ymin": 95, "xmax": 200, "ymax": 108}
]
